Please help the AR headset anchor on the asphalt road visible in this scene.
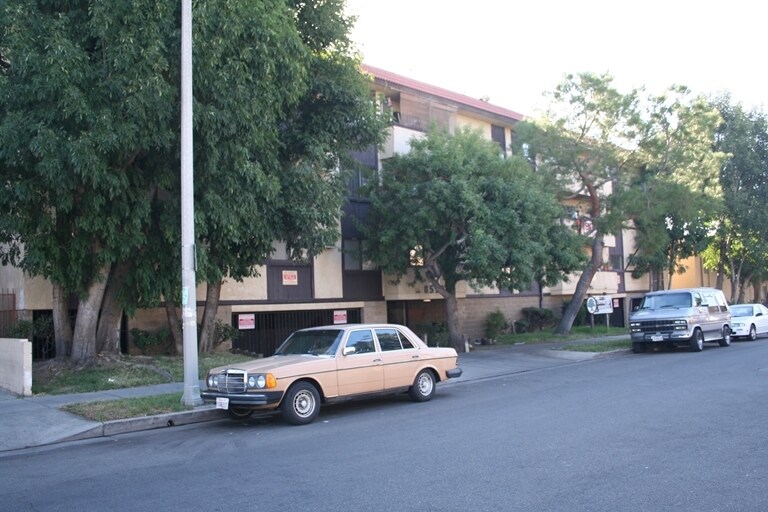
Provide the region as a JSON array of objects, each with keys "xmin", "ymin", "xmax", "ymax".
[{"xmin": 2, "ymin": 341, "xmax": 767, "ymax": 512}]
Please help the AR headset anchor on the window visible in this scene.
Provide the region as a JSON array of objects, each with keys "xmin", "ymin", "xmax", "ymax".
[
  {"xmin": 491, "ymin": 125, "xmax": 506, "ymax": 154},
  {"xmin": 344, "ymin": 239, "xmax": 362, "ymax": 270},
  {"xmin": 609, "ymin": 254, "xmax": 624, "ymax": 271},
  {"xmin": 345, "ymin": 329, "xmax": 376, "ymax": 354},
  {"xmin": 343, "ymin": 239, "xmax": 377, "ymax": 271},
  {"xmin": 375, "ymin": 328, "xmax": 416, "ymax": 351}
]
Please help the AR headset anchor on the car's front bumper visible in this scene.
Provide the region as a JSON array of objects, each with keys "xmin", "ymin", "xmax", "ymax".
[
  {"xmin": 200, "ymin": 389, "xmax": 283, "ymax": 407},
  {"xmin": 730, "ymin": 325, "xmax": 750, "ymax": 337}
]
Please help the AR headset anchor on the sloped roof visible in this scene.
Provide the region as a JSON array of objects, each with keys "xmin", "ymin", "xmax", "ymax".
[{"xmin": 362, "ymin": 63, "xmax": 525, "ymax": 123}]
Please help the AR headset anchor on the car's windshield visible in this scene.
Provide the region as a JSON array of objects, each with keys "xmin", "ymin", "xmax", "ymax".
[
  {"xmin": 730, "ymin": 305, "xmax": 753, "ymax": 317},
  {"xmin": 640, "ymin": 293, "xmax": 692, "ymax": 309},
  {"xmin": 274, "ymin": 329, "xmax": 343, "ymax": 356}
]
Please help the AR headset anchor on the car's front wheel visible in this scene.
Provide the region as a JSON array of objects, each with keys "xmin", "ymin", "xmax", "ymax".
[
  {"xmin": 281, "ymin": 382, "xmax": 320, "ymax": 425},
  {"xmin": 409, "ymin": 369, "xmax": 436, "ymax": 402},
  {"xmin": 718, "ymin": 326, "xmax": 731, "ymax": 347},
  {"xmin": 227, "ymin": 407, "xmax": 254, "ymax": 420},
  {"xmin": 632, "ymin": 342, "xmax": 646, "ymax": 354},
  {"xmin": 747, "ymin": 324, "xmax": 757, "ymax": 341},
  {"xmin": 690, "ymin": 329, "xmax": 704, "ymax": 352}
]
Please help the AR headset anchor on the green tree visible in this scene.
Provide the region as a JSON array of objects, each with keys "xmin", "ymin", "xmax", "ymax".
[
  {"xmin": 361, "ymin": 127, "xmax": 584, "ymax": 350},
  {"xmin": 703, "ymin": 96, "xmax": 768, "ymax": 301},
  {"xmin": 1, "ymin": 1, "xmax": 181, "ymax": 361},
  {"xmin": 0, "ymin": 0, "xmax": 386, "ymax": 361},
  {"xmin": 515, "ymin": 73, "xmax": 641, "ymax": 335},
  {"xmin": 518, "ymin": 75, "xmax": 724, "ymax": 333},
  {"xmin": 621, "ymin": 86, "xmax": 725, "ymax": 291}
]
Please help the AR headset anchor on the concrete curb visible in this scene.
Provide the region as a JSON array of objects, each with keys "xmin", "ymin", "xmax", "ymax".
[
  {"xmin": 61, "ymin": 406, "xmax": 227, "ymax": 443},
  {"xmin": 543, "ymin": 348, "xmax": 631, "ymax": 360}
]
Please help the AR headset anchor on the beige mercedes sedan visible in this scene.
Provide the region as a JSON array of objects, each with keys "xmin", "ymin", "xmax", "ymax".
[{"xmin": 201, "ymin": 323, "xmax": 462, "ymax": 425}]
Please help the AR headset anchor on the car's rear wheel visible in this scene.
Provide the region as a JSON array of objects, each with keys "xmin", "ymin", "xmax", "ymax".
[
  {"xmin": 690, "ymin": 329, "xmax": 704, "ymax": 352},
  {"xmin": 632, "ymin": 342, "xmax": 646, "ymax": 354},
  {"xmin": 718, "ymin": 325, "xmax": 731, "ymax": 347},
  {"xmin": 281, "ymin": 382, "xmax": 320, "ymax": 425},
  {"xmin": 409, "ymin": 369, "xmax": 435, "ymax": 402},
  {"xmin": 748, "ymin": 324, "xmax": 757, "ymax": 341},
  {"xmin": 227, "ymin": 407, "xmax": 254, "ymax": 420}
]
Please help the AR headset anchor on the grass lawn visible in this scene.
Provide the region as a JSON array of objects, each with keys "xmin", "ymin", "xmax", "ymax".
[
  {"xmin": 495, "ymin": 325, "xmax": 629, "ymax": 346},
  {"xmin": 33, "ymin": 352, "xmax": 253, "ymax": 395}
]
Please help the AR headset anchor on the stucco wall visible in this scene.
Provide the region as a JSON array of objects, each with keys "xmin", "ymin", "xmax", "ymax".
[
  {"xmin": 314, "ymin": 245, "xmax": 344, "ymax": 299},
  {"xmin": 0, "ymin": 338, "xmax": 32, "ymax": 396}
]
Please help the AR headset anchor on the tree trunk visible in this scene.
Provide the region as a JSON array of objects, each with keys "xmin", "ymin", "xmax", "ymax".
[
  {"xmin": 166, "ymin": 302, "xmax": 183, "ymax": 355},
  {"xmin": 537, "ymin": 279, "xmax": 544, "ymax": 308},
  {"xmin": 70, "ymin": 264, "xmax": 110, "ymax": 364},
  {"xmin": 715, "ymin": 233, "xmax": 727, "ymax": 290},
  {"xmin": 51, "ymin": 282, "xmax": 73, "ymax": 359},
  {"xmin": 199, "ymin": 280, "xmax": 222, "ymax": 353},
  {"xmin": 443, "ymin": 293, "xmax": 464, "ymax": 352},
  {"xmin": 96, "ymin": 262, "xmax": 131, "ymax": 355},
  {"xmin": 556, "ymin": 234, "xmax": 603, "ymax": 335}
]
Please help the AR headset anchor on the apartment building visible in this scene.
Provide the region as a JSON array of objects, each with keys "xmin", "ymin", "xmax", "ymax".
[{"xmin": 2, "ymin": 65, "xmax": 657, "ymax": 358}]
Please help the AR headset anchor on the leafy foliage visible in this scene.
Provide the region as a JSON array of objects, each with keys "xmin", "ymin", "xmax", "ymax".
[
  {"xmin": 0, "ymin": 0, "xmax": 387, "ymax": 359},
  {"xmin": 521, "ymin": 307, "xmax": 555, "ymax": 331},
  {"xmin": 362, "ymin": 127, "xmax": 584, "ymax": 348},
  {"xmin": 483, "ymin": 310, "xmax": 508, "ymax": 339}
]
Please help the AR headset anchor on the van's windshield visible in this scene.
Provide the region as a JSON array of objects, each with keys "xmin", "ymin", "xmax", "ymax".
[{"xmin": 640, "ymin": 293, "xmax": 692, "ymax": 309}]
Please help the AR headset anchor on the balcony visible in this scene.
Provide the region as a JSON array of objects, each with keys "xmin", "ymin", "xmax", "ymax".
[{"xmin": 380, "ymin": 125, "xmax": 425, "ymax": 160}]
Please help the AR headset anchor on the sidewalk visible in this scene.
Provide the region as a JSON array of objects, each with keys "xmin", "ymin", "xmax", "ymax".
[{"xmin": 0, "ymin": 337, "xmax": 629, "ymax": 453}]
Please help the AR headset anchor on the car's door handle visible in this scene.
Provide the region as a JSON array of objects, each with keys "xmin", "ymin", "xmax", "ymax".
[
  {"xmin": 411, "ymin": 355, "xmax": 420, "ymax": 360},
  {"xmin": 373, "ymin": 358, "xmax": 382, "ymax": 363}
]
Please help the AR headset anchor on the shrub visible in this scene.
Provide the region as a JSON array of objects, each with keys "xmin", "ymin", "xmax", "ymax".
[
  {"xmin": 8, "ymin": 319, "xmax": 34, "ymax": 339},
  {"xmin": 521, "ymin": 307, "xmax": 555, "ymax": 331},
  {"xmin": 130, "ymin": 327, "xmax": 171, "ymax": 355},
  {"xmin": 213, "ymin": 319, "xmax": 240, "ymax": 348},
  {"xmin": 484, "ymin": 309, "xmax": 508, "ymax": 339},
  {"xmin": 413, "ymin": 322, "xmax": 450, "ymax": 347},
  {"xmin": 9, "ymin": 316, "xmax": 54, "ymax": 341}
]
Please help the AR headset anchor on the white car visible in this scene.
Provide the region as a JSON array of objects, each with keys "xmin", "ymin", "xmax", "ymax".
[{"xmin": 729, "ymin": 303, "xmax": 768, "ymax": 341}]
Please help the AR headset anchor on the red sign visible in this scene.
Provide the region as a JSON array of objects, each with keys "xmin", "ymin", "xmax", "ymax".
[
  {"xmin": 282, "ymin": 270, "xmax": 298, "ymax": 286},
  {"xmin": 333, "ymin": 310, "xmax": 347, "ymax": 324},
  {"xmin": 238, "ymin": 313, "xmax": 255, "ymax": 330}
]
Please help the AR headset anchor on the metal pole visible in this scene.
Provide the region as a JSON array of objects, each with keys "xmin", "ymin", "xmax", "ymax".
[{"xmin": 180, "ymin": 0, "xmax": 202, "ymax": 407}]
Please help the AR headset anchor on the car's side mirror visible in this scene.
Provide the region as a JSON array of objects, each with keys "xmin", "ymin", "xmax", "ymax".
[{"xmin": 342, "ymin": 346, "xmax": 356, "ymax": 356}]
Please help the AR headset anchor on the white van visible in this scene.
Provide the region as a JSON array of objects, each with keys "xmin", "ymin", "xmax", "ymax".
[{"xmin": 629, "ymin": 288, "xmax": 732, "ymax": 353}]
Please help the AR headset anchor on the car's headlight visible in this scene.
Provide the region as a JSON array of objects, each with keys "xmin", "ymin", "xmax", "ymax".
[
  {"xmin": 247, "ymin": 373, "xmax": 276, "ymax": 389},
  {"xmin": 732, "ymin": 322, "xmax": 743, "ymax": 328},
  {"xmin": 207, "ymin": 374, "xmax": 218, "ymax": 388}
]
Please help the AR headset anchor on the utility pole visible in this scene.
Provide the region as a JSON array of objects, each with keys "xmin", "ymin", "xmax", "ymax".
[{"xmin": 180, "ymin": 0, "xmax": 202, "ymax": 407}]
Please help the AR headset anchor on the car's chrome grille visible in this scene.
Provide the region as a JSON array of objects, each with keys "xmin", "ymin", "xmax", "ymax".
[
  {"xmin": 633, "ymin": 320, "xmax": 682, "ymax": 333},
  {"xmin": 217, "ymin": 369, "xmax": 247, "ymax": 393}
]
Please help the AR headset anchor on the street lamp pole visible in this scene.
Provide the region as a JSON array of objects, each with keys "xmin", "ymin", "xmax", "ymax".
[{"xmin": 180, "ymin": 0, "xmax": 202, "ymax": 407}]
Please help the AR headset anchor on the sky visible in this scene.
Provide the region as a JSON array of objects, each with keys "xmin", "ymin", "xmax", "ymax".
[{"xmin": 345, "ymin": 0, "xmax": 767, "ymax": 118}]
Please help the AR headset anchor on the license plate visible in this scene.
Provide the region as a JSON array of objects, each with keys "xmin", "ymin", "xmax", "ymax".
[
  {"xmin": 651, "ymin": 334, "xmax": 663, "ymax": 342},
  {"xmin": 216, "ymin": 397, "xmax": 229, "ymax": 410}
]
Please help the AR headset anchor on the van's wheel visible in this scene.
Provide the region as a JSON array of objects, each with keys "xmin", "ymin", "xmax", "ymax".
[
  {"xmin": 281, "ymin": 382, "xmax": 320, "ymax": 425},
  {"xmin": 690, "ymin": 329, "xmax": 704, "ymax": 352},
  {"xmin": 409, "ymin": 369, "xmax": 436, "ymax": 402},
  {"xmin": 632, "ymin": 342, "xmax": 646, "ymax": 354},
  {"xmin": 747, "ymin": 324, "xmax": 757, "ymax": 341},
  {"xmin": 227, "ymin": 407, "xmax": 254, "ymax": 420},
  {"xmin": 718, "ymin": 326, "xmax": 731, "ymax": 347}
]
